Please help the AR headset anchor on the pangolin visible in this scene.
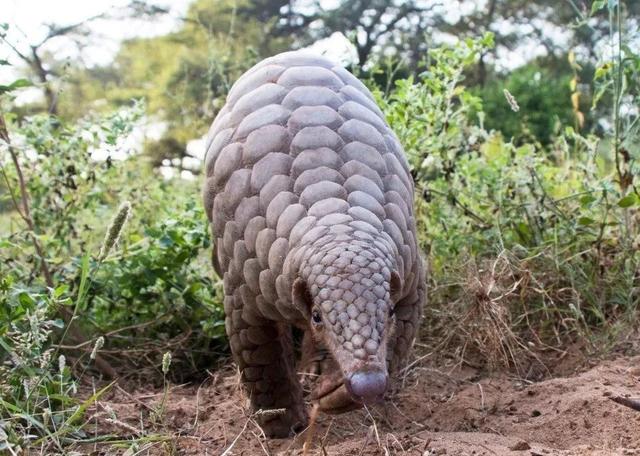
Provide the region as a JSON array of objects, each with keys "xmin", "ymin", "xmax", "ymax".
[{"xmin": 202, "ymin": 50, "xmax": 425, "ymax": 438}]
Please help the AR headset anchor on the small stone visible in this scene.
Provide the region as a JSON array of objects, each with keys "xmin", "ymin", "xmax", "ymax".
[{"xmin": 509, "ymin": 441, "xmax": 531, "ymax": 451}]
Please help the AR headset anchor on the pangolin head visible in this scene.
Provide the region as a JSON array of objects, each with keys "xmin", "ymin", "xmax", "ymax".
[{"xmin": 294, "ymin": 240, "xmax": 401, "ymax": 404}]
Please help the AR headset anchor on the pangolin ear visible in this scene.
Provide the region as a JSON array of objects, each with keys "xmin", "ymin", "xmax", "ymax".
[
  {"xmin": 292, "ymin": 277, "xmax": 313, "ymax": 319},
  {"xmin": 390, "ymin": 271, "xmax": 402, "ymax": 302}
]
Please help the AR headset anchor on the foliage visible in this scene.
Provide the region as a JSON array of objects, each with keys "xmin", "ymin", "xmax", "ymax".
[
  {"xmin": 380, "ymin": 23, "xmax": 639, "ymax": 366},
  {"xmin": 86, "ymin": 197, "xmax": 226, "ymax": 358},
  {"xmin": 0, "ymin": 259, "xmax": 113, "ymax": 453},
  {"xmin": 9, "ymin": 105, "xmax": 142, "ymax": 261},
  {"xmin": 0, "ymin": 94, "xmax": 223, "ymax": 452},
  {"xmin": 380, "ymin": 34, "xmax": 492, "ymax": 184},
  {"xmin": 55, "ymin": 0, "xmax": 291, "ymax": 169},
  {"xmin": 475, "ymin": 63, "xmax": 576, "ymax": 144}
]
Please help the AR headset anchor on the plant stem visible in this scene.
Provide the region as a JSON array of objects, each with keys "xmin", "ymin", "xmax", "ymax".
[
  {"xmin": 0, "ymin": 111, "xmax": 117, "ymax": 379},
  {"xmin": 0, "ymin": 112, "xmax": 54, "ymax": 288},
  {"xmin": 610, "ymin": 2, "xmax": 625, "ymax": 191}
]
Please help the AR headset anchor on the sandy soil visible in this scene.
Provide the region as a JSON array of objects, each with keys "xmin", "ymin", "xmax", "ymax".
[{"xmin": 89, "ymin": 352, "xmax": 640, "ymax": 455}]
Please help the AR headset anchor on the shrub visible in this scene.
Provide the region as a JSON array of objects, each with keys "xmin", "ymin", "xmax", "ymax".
[
  {"xmin": 0, "ymin": 99, "xmax": 224, "ymax": 452},
  {"xmin": 381, "ymin": 29, "xmax": 639, "ymax": 371}
]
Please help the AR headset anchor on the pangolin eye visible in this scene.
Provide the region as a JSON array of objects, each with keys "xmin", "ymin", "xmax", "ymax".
[
  {"xmin": 311, "ymin": 310, "xmax": 322, "ymax": 324},
  {"xmin": 389, "ymin": 306, "xmax": 396, "ymax": 317}
]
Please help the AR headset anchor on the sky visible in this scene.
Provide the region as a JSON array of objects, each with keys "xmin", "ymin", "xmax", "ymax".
[
  {"xmin": 2, "ymin": 0, "xmax": 191, "ymax": 79},
  {"xmin": 2, "ymin": 0, "xmax": 556, "ymax": 84}
]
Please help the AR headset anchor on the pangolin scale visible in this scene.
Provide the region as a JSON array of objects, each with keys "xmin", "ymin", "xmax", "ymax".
[{"xmin": 202, "ymin": 50, "xmax": 426, "ymax": 438}]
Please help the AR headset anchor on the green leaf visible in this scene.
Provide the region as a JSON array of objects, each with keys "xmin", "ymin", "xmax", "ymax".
[
  {"xmin": 594, "ymin": 63, "xmax": 612, "ymax": 80},
  {"xmin": 18, "ymin": 291, "xmax": 36, "ymax": 307},
  {"xmin": 75, "ymin": 254, "xmax": 91, "ymax": 312},
  {"xmin": 53, "ymin": 284, "xmax": 69, "ymax": 298},
  {"xmin": 580, "ymin": 195, "xmax": 596, "ymax": 206},
  {"xmin": 617, "ymin": 194, "xmax": 638, "ymax": 208},
  {"xmin": 51, "ymin": 318, "xmax": 65, "ymax": 329},
  {"xmin": 591, "ymin": 0, "xmax": 606, "ymax": 14},
  {"xmin": 592, "ymin": 80, "xmax": 613, "ymax": 109},
  {"xmin": 0, "ymin": 78, "xmax": 32, "ymax": 94},
  {"xmin": 578, "ymin": 217, "xmax": 595, "ymax": 226},
  {"xmin": 0, "ymin": 239, "xmax": 15, "ymax": 248},
  {"xmin": 516, "ymin": 222, "xmax": 533, "ymax": 241}
]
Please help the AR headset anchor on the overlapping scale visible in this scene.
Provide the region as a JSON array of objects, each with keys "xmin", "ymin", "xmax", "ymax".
[{"xmin": 202, "ymin": 51, "xmax": 425, "ymax": 429}]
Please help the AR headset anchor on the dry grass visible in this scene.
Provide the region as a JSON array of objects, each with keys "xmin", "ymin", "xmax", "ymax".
[
  {"xmin": 426, "ymin": 249, "xmax": 579, "ymax": 377},
  {"xmin": 456, "ymin": 252, "xmax": 530, "ymax": 371}
]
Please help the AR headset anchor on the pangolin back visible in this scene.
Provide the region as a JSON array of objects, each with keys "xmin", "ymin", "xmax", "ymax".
[{"xmin": 202, "ymin": 50, "xmax": 421, "ymax": 327}]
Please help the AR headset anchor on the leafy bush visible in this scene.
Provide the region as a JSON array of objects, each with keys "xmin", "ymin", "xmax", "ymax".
[
  {"xmin": 379, "ymin": 34, "xmax": 491, "ymax": 186},
  {"xmin": 84, "ymin": 197, "xmax": 226, "ymax": 378},
  {"xmin": 0, "ymin": 99, "xmax": 223, "ymax": 451},
  {"xmin": 0, "ymin": 262, "xmax": 114, "ymax": 453},
  {"xmin": 1, "ymin": 103, "xmax": 224, "ymax": 360},
  {"xmin": 381, "ymin": 25, "xmax": 639, "ymax": 369}
]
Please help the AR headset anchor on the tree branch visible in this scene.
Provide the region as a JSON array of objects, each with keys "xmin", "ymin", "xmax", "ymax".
[
  {"xmin": 36, "ymin": 12, "xmax": 107, "ymax": 48},
  {"xmin": 356, "ymin": 5, "xmax": 388, "ymax": 65},
  {"xmin": 0, "ymin": 36, "xmax": 32, "ymax": 65},
  {"xmin": 0, "ymin": 113, "xmax": 53, "ymax": 287},
  {"xmin": 3, "ymin": 1, "xmax": 168, "ymax": 114}
]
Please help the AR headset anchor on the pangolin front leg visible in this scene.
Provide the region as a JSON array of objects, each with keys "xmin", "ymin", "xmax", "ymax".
[{"xmin": 226, "ymin": 293, "xmax": 307, "ymax": 438}]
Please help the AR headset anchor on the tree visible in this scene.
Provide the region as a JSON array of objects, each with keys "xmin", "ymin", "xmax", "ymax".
[
  {"xmin": 242, "ymin": 0, "xmax": 442, "ymax": 67},
  {"xmin": 62, "ymin": 0, "xmax": 292, "ymax": 171},
  {"xmin": 0, "ymin": 1, "xmax": 168, "ymax": 114}
]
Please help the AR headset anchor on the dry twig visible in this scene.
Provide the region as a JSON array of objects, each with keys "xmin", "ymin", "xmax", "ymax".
[{"xmin": 303, "ymin": 403, "xmax": 320, "ymax": 456}]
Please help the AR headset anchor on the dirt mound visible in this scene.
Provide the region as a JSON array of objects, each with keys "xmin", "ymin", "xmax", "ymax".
[{"xmin": 92, "ymin": 354, "xmax": 640, "ymax": 455}]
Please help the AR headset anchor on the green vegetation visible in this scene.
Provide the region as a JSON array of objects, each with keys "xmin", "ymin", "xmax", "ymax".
[
  {"xmin": 1, "ymin": 0, "xmax": 638, "ymax": 453},
  {"xmin": 0, "ymin": 101, "xmax": 223, "ymax": 451},
  {"xmin": 384, "ymin": 30, "xmax": 639, "ymax": 370}
]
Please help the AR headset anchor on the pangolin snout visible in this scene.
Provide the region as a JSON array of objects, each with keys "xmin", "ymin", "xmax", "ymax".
[{"xmin": 346, "ymin": 368, "xmax": 388, "ymax": 404}]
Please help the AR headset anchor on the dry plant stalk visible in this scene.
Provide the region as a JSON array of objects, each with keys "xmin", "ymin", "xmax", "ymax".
[
  {"xmin": 303, "ymin": 403, "xmax": 320, "ymax": 456},
  {"xmin": 456, "ymin": 253, "xmax": 529, "ymax": 371}
]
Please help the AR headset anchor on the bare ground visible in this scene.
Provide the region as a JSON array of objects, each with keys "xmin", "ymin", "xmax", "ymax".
[
  {"xmin": 79, "ymin": 346, "xmax": 640, "ymax": 456},
  {"xmin": 81, "ymin": 348, "xmax": 640, "ymax": 456}
]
